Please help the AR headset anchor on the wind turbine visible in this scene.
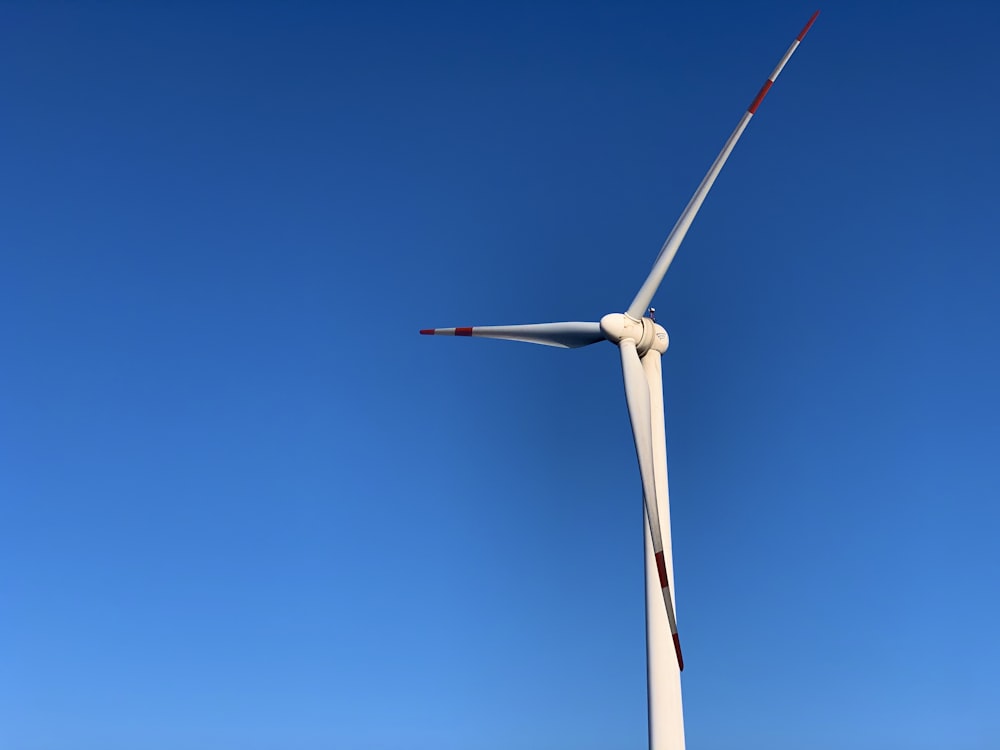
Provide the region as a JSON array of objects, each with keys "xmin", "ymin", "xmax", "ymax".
[{"xmin": 421, "ymin": 12, "xmax": 819, "ymax": 749}]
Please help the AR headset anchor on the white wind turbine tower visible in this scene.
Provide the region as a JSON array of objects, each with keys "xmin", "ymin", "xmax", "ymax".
[{"xmin": 421, "ymin": 12, "xmax": 819, "ymax": 750}]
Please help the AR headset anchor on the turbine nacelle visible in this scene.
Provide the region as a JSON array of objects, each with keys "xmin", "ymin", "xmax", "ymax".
[{"xmin": 600, "ymin": 313, "xmax": 669, "ymax": 356}]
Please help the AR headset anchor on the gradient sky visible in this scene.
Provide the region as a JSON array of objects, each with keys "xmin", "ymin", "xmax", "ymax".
[{"xmin": 3, "ymin": 2, "xmax": 1000, "ymax": 749}]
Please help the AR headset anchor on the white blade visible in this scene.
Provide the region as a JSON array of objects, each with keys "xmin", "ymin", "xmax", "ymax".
[
  {"xmin": 419, "ymin": 322, "xmax": 604, "ymax": 349},
  {"xmin": 626, "ymin": 10, "xmax": 820, "ymax": 321},
  {"xmin": 619, "ymin": 339, "xmax": 683, "ymax": 671},
  {"xmin": 640, "ymin": 348, "xmax": 686, "ymax": 748},
  {"xmin": 642, "ymin": 349, "xmax": 675, "ymax": 612}
]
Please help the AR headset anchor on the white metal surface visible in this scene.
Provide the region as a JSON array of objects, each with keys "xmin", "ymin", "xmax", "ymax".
[
  {"xmin": 642, "ymin": 349, "xmax": 684, "ymax": 749},
  {"xmin": 600, "ymin": 313, "xmax": 669, "ymax": 356},
  {"xmin": 646, "ymin": 509, "xmax": 684, "ymax": 750},
  {"xmin": 419, "ymin": 13, "xmax": 819, "ymax": 750},
  {"xmin": 618, "ymin": 336, "xmax": 683, "ymax": 670}
]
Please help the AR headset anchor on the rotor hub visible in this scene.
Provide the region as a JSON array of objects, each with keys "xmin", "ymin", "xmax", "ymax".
[{"xmin": 600, "ymin": 313, "xmax": 668, "ymax": 355}]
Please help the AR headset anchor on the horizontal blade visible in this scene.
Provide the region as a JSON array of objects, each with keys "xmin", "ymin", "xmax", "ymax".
[
  {"xmin": 619, "ymin": 339, "xmax": 683, "ymax": 671},
  {"xmin": 419, "ymin": 322, "xmax": 604, "ymax": 349},
  {"xmin": 626, "ymin": 10, "xmax": 820, "ymax": 320}
]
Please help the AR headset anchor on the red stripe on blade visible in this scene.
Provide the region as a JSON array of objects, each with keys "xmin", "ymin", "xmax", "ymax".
[
  {"xmin": 797, "ymin": 10, "xmax": 820, "ymax": 41},
  {"xmin": 654, "ymin": 551, "xmax": 669, "ymax": 590},
  {"xmin": 455, "ymin": 327, "xmax": 473, "ymax": 336},
  {"xmin": 672, "ymin": 633, "xmax": 684, "ymax": 671},
  {"xmin": 419, "ymin": 329, "xmax": 435, "ymax": 335},
  {"xmin": 747, "ymin": 79, "xmax": 773, "ymax": 114}
]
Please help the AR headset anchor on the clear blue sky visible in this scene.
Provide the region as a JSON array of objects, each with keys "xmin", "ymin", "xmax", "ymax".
[{"xmin": 2, "ymin": 2, "xmax": 999, "ymax": 748}]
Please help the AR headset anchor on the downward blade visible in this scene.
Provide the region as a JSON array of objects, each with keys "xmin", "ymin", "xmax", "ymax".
[
  {"xmin": 641, "ymin": 349, "xmax": 683, "ymax": 674},
  {"xmin": 626, "ymin": 10, "xmax": 820, "ymax": 320},
  {"xmin": 619, "ymin": 340, "xmax": 683, "ymax": 671},
  {"xmin": 419, "ymin": 322, "xmax": 604, "ymax": 349}
]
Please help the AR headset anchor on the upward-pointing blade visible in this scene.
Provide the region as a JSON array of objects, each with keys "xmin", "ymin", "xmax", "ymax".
[
  {"xmin": 419, "ymin": 322, "xmax": 604, "ymax": 349},
  {"xmin": 619, "ymin": 339, "xmax": 684, "ymax": 671},
  {"xmin": 626, "ymin": 10, "xmax": 820, "ymax": 320}
]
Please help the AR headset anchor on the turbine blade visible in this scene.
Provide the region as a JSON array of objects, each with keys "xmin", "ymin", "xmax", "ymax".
[
  {"xmin": 641, "ymin": 349, "xmax": 683, "ymax": 672},
  {"xmin": 619, "ymin": 340, "xmax": 684, "ymax": 671},
  {"xmin": 626, "ymin": 10, "xmax": 820, "ymax": 320},
  {"xmin": 419, "ymin": 322, "xmax": 604, "ymax": 349}
]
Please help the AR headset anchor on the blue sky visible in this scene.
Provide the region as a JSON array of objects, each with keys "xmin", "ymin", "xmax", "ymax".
[{"xmin": 2, "ymin": 1, "xmax": 999, "ymax": 748}]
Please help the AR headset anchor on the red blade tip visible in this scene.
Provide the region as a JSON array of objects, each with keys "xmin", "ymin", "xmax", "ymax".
[
  {"xmin": 797, "ymin": 10, "xmax": 820, "ymax": 41},
  {"xmin": 419, "ymin": 329, "xmax": 435, "ymax": 335},
  {"xmin": 672, "ymin": 633, "xmax": 685, "ymax": 671}
]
